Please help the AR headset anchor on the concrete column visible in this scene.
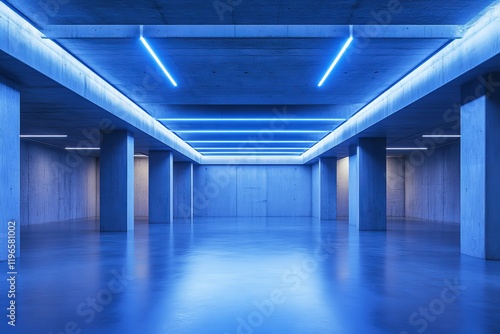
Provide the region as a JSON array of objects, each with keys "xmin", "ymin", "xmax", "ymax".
[
  {"xmin": 100, "ymin": 130, "xmax": 134, "ymax": 231},
  {"xmin": 0, "ymin": 79, "xmax": 20, "ymax": 260},
  {"xmin": 174, "ymin": 162, "xmax": 194, "ymax": 221},
  {"xmin": 349, "ymin": 138, "xmax": 387, "ymax": 231},
  {"xmin": 461, "ymin": 74, "xmax": 500, "ymax": 260},
  {"xmin": 315, "ymin": 157, "xmax": 337, "ymax": 220},
  {"xmin": 148, "ymin": 151, "xmax": 173, "ymax": 223}
]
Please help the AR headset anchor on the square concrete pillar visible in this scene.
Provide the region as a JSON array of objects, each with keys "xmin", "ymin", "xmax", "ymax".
[
  {"xmin": 174, "ymin": 162, "xmax": 194, "ymax": 221},
  {"xmin": 0, "ymin": 78, "xmax": 20, "ymax": 260},
  {"xmin": 313, "ymin": 157, "xmax": 337, "ymax": 220},
  {"xmin": 148, "ymin": 151, "xmax": 173, "ymax": 224},
  {"xmin": 461, "ymin": 74, "xmax": 500, "ymax": 259},
  {"xmin": 100, "ymin": 131, "xmax": 134, "ymax": 231},
  {"xmin": 349, "ymin": 138, "xmax": 387, "ymax": 231}
]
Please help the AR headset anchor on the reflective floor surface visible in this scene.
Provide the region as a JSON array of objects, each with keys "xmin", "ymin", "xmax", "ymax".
[{"xmin": 1, "ymin": 217, "xmax": 500, "ymax": 333}]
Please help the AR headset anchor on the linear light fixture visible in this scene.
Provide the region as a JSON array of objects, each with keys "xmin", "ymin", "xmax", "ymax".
[
  {"xmin": 134, "ymin": 154, "xmax": 149, "ymax": 158},
  {"xmin": 386, "ymin": 147, "xmax": 428, "ymax": 150},
  {"xmin": 175, "ymin": 130, "xmax": 328, "ymax": 134},
  {"xmin": 201, "ymin": 152, "xmax": 301, "ymax": 155},
  {"xmin": 158, "ymin": 118, "xmax": 346, "ymax": 122},
  {"xmin": 196, "ymin": 147, "xmax": 308, "ymax": 150},
  {"xmin": 187, "ymin": 140, "xmax": 317, "ymax": 144},
  {"xmin": 140, "ymin": 26, "xmax": 177, "ymax": 87},
  {"xmin": 422, "ymin": 134, "xmax": 461, "ymax": 138},
  {"xmin": 20, "ymin": 134, "xmax": 67, "ymax": 138},
  {"xmin": 65, "ymin": 147, "xmax": 100, "ymax": 150},
  {"xmin": 318, "ymin": 26, "xmax": 354, "ymax": 87}
]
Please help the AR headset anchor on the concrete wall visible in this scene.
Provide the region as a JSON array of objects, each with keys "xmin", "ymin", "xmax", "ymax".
[
  {"xmin": 405, "ymin": 142, "xmax": 460, "ymax": 223},
  {"xmin": 337, "ymin": 158, "xmax": 349, "ymax": 218},
  {"xmin": 311, "ymin": 162, "xmax": 320, "ymax": 218},
  {"xmin": 20, "ymin": 141, "xmax": 98, "ymax": 225},
  {"xmin": 174, "ymin": 162, "xmax": 193, "ymax": 219},
  {"xmin": 134, "ymin": 158, "xmax": 148, "ymax": 218},
  {"xmin": 387, "ymin": 157, "xmax": 405, "ymax": 217},
  {"xmin": 194, "ymin": 165, "xmax": 312, "ymax": 217}
]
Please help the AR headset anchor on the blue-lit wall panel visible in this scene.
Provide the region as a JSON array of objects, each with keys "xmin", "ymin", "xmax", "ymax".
[
  {"xmin": 20, "ymin": 141, "xmax": 98, "ymax": 225},
  {"xmin": 193, "ymin": 165, "xmax": 312, "ymax": 217},
  {"xmin": 405, "ymin": 142, "xmax": 460, "ymax": 223}
]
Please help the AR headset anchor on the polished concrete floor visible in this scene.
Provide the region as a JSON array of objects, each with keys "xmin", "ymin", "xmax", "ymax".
[{"xmin": 2, "ymin": 217, "xmax": 500, "ymax": 333}]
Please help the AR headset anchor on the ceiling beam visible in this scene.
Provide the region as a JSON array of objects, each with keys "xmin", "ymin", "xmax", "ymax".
[
  {"xmin": 303, "ymin": 2, "xmax": 500, "ymax": 163},
  {"xmin": 0, "ymin": 2, "xmax": 202, "ymax": 163},
  {"xmin": 42, "ymin": 25, "xmax": 464, "ymax": 39}
]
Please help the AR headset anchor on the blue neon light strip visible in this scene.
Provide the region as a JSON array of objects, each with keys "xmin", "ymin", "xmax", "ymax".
[
  {"xmin": 195, "ymin": 147, "xmax": 309, "ymax": 150},
  {"xmin": 140, "ymin": 36, "xmax": 178, "ymax": 87},
  {"xmin": 158, "ymin": 118, "xmax": 346, "ymax": 122},
  {"xmin": 187, "ymin": 140, "xmax": 317, "ymax": 144},
  {"xmin": 318, "ymin": 36, "xmax": 354, "ymax": 87},
  {"xmin": 201, "ymin": 152, "xmax": 302, "ymax": 155},
  {"xmin": 175, "ymin": 130, "xmax": 328, "ymax": 134}
]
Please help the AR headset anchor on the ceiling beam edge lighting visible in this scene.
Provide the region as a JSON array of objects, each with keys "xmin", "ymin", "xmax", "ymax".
[
  {"xmin": 140, "ymin": 26, "xmax": 177, "ymax": 87},
  {"xmin": 318, "ymin": 26, "xmax": 354, "ymax": 87}
]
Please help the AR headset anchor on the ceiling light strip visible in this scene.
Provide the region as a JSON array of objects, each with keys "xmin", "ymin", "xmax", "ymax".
[
  {"xmin": 20, "ymin": 135, "xmax": 68, "ymax": 138},
  {"xmin": 318, "ymin": 25, "xmax": 354, "ymax": 87},
  {"xmin": 187, "ymin": 140, "xmax": 317, "ymax": 144},
  {"xmin": 195, "ymin": 147, "xmax": 308, "ymax": 150},
  {"xmin": 175, "ymin": 130, "xmax": 329, "ymax": 134},
  {"xmin": 422, "ymin": 134, "xmax": 461, "ymax": 138},
  {"xmin": 386, "ymin": 147, "xmax": 428, "ymax": 150},
  {"xmin": 140, "ymin": 26, "xmax": 177, "ymax": 87},
  {"xmin": 65, "ymin": 147, "xmax": 100, "ymax": 150},
  {"xmin": 158, "ymin": 118, "xmax": 346, "ymax": 122}
]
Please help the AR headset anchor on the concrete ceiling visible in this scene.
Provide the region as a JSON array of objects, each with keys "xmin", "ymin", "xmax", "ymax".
[{"xmin": 2, "ymin": 0, "xmax": 499, "ymax": 161}]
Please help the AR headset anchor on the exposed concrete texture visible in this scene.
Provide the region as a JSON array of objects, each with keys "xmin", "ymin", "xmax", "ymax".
[
  {"xmin": 134, "ymin": 158, "xmax": 149, "ymax": 218},
  {"xmin": 349, "ymin": 138, "xmax": 387, "ymax": 230},
  {"xmin": 387, "ymin": 157, "xmax": 405, "ymax": 217},
  {"xmin": 100, "ymin": 131, "xmax": 134, "ymax": 231},
  {"xmin": 148, "ymin": 151, "xmax": 173, "ymax": 224},
  {"xmin": 317, "ymin": 158, "xmax": 337, "ymax": 220},
  {"xmin": 303, "ymin": 4, "xmax": 500, "ymax": 163},
  {"xmin": 0, "ymin": 79, "xmax": 19, "ymax": 260},
  {"xmin": 193, "ymin": 165, "xmax": 237, "ymax": 217},
  {"xmin": 405, "ymin": 142, "xmax": 460, "ymax": 223},
  {"xmin": 193, "ymin": 165, "xmax": 311, "ymax": 217},
  {"xmin": 461, "ymin": 90, "xmax": 500, "ymax": 259},
  {"xmin": 174, "ymin": 162, "xmax": 193, "ymax": 220},
  {"xmin": 311, "ymin": 162, "xmax": 320, "ymax": 218},
  {"xmin": 0, "ymin": 3, "xmax": 201, "ymax": 163},
  {"xmin": 20, "ymin": 141, "xmax": 98, "ymax": 226},
  {"xmin": 337, "ymin": 157, "xmax": 349, "ymax": 218}
]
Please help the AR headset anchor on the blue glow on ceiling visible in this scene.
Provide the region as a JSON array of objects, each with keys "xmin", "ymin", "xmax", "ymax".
[
  {"xmin": 140, "ymin": 36, "xmax": 178, "ymax": 87},
  {"xmin": 318, "ymin": 35, "xmax": 354, "ymax": 87}
]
